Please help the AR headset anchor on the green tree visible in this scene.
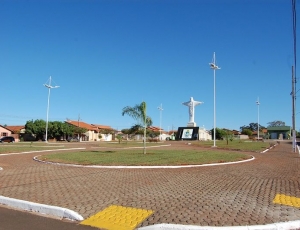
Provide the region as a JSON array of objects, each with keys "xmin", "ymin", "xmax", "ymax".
[
  {"xmin": 241, "ymin": 128, "xmax": 253, "ymax": 137},
  {"xmin": 129, "ymin": 124, "xmax": 143, "ymax": 134},
  {"xmin": 48, "ymin": 121, "xmax": 65, "ymax": 140},
  {"xmin": 122, "ymin": 101, "xmax": 153, "ymax": 154},
  {"xmin": 267, "ymin": 120, "xmax": 286, "ymax": 127},
  {"xmin": 25, "ymin": 119, "xmax": 46, "ymax": 141},
  {"xmin": 61, "ymin": 122, "xmax": 74, "ymax": 137},
  {"xmin": 240, "ymin": 122, "xmax": 266, "ymax": 132},
  {"xmin": 73, "ymin": 127, "xmax": 88, "ymax": 141},
  {"xmin": 121, "ymin": 129, "xmax": 131, "ymax": 140},
  {"xmin": 223, "ymin": 129, "xmax": 234, "ymax": 145},
  {"xmin": 49, "ymin": 121, "xmax": 74, "ymax": 140},
  {"xmin": 148, "ymin": 130, "xmax": 160, "ymax": 139},
  {"xmin": 116, "ymin": 134, "xmax": 122, "ymax": 143},
  {"xmin": 25, "ymin": 120, "xmax": 76, "ymax": 141},
  {"xmin": 210, "ymin": 128, "xmax": 226, "ymax": 140}
]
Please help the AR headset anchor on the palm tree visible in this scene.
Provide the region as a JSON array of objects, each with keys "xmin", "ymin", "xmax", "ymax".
[{"xmin": 122, "ymin": 101, "xmax": 153, "ymax": 154}]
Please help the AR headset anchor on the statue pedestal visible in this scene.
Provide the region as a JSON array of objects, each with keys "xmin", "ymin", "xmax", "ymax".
[
  {"xmin": 176, "ymin": 127, "xmax": 200, "ymax": 140},
  {"xmin": 187, "ymin": 122, "xmax": 197, "ymax": 127}
]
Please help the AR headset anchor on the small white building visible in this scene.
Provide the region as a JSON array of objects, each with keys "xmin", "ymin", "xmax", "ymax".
[{"xmin": 198, "ymin": 127, "xmax": 212, "ymax": 141}]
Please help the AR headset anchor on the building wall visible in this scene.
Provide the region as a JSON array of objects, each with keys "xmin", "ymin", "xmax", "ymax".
[
  {"xmin": 84, "ymin": 130, "xmax": 97, "ymax": 141},
  {"xmin": 0, "ymin": 127, "xmax": 11, "ymax": 138},
  {"xmin": 159, "ymin": 133, "xmax": 171, "ymax": 141},
  {"xmin": 238, "ymin": 135, "xmax": 249, "ymax": 140},
  {"xmin": 101, "ymin": 134, "xmax": 112, "ymax": 141},
  {"xmin": 198, "ymin": 128, "xmax": 211, "ymax": 141},
  {"xmin": 85, "ymin": 130, "xmax": 112, "ymax": 141},
  {"xmin": 268, "ymin": 131, "xmax": 290, "ymax": 139},
  {"xmin": 267, "ymin": 126, "xmax": 291, "ymax": 140}
]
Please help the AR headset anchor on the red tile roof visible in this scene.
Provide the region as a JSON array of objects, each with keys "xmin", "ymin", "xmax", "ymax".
[
  {"xmin": 91, "ymin": 124, "xmax": 112, "ymax": 130},
  {"xmin": 65, "ymin": 120, "xmax": 98, "ymax": 131},
  {"xmin": 148, "ymin": 126, "xmax": 163, "ymax": 132},
  {"xmin": 4, "ymin": 126, "xmax": 25, "ymax": 132}
]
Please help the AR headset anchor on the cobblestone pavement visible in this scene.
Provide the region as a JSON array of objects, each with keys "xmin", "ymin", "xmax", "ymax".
[{"xmin": 0, "ymin": 141, "xmax": 299, "ymax": 228}]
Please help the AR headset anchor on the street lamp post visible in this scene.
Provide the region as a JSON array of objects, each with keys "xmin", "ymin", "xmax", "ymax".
[
  {"xmin": 44, "ymin": 76, "xmax": 59, "ymax": 143},
  {"xmin": 157, "ymin": 104, "xmax": 163, "ymax": 140},
  {"xmin": 209, "ymin": 52, "xmax": 220, "ymax": 147},
  {"xmin": 256, "ymin": 97, "xmax": 260, "ymax": 140}
]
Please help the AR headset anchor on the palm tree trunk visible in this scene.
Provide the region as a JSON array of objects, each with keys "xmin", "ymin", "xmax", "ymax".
[{"xmin": 143, "ymin": 125, "xmax": 146, "ymax": 154}]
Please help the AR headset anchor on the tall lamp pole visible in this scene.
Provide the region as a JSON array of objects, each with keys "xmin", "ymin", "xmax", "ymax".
[
  {"xmin": 44, "ymin": 76, "xmax": 59, "ymax": 143},
  {"xmin": 256, "ymin": 97, "xmax": 260, "ymax": 140},
  {"xmin": 209, "ymin": 52, "xmax": 220, "ymax": 147},
  {"xmin": 157, "ymin": 104, "xmax": 163, "ymax": 140}
]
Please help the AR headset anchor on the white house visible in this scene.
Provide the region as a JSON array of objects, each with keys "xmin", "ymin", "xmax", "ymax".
[{"xmin": 198, "ymin": 127, "xmax": 212, "ymax": 141}]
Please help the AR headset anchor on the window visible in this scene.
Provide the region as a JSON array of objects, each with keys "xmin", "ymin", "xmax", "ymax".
[{"xmin": 1, "ymin": 132, "xmax": 8, "ymax": 137}]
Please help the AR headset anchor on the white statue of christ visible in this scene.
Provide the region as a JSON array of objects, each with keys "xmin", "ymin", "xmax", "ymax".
[{"xmin": 182, "ymin": 97, "xmax": 203, "ymax": 127}]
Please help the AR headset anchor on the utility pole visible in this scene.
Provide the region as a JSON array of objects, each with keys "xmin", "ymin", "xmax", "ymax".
[
  {"xmin": 292, "ymin": 66, "xmax": 296, "ymax": 152},
  {"xmin": 291, "ymin": 0, "xmax": 297, "ymax": 152}
]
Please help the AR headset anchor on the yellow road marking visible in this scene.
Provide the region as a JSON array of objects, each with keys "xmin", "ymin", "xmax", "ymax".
[
  {"xmin": 80, "ymin": 205, "xmax": 154, "ymax": 230},
  {"xmin": 273, "ymin": 194, "xmax": 300, "ymax": 208}
]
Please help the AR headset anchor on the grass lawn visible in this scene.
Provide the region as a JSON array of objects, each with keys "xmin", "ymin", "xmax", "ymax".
[
  {"xmin": 192, "ymin": 139, "xmax": 273, "ymax": 151},
  {"xmin": 0, "ymin": 142, "xmax": 67, "ymax": 154},
  {"xmin": 39, "ymin": 149, "xmax": 252, "ymax": 166},
  {"xmin": 1, "ymin": 140, "xmax": 274, "ymax": 166}
]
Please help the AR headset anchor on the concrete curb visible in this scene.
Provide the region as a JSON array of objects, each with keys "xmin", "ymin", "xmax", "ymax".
[
  {"xmin": 260, "ymin": 143, "xmax": 278, "ymax": 153},
  {"xmin": 0, "ymin": 195, "xmax": 84, "ymax": 221},
  {"xmin": 138, "ymin": 221, "xmax": 300, "ymax": 230}
]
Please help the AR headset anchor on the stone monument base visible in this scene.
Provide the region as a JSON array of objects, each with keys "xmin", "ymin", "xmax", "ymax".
[
  {"xmin": 175, "ymin": 127, "xmax": 199, "ymax": 140},
  {"xmin": 187, "ymin": 122, "xmax": 197, "ymax": 127}
]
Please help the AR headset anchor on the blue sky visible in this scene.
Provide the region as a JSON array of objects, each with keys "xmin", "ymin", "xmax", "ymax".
[{"xmin": 0, "ymin": 0, "xmax": 297, "ymax": 132}]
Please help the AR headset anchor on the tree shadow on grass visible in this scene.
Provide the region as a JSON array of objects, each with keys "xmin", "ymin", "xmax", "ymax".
[{"xmin": 89, "ymin": 150, "xmax": 116, "ymax": 153}]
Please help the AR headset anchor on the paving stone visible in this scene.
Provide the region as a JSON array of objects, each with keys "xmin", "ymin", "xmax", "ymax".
[{"xmin": 0, "ymin": 141, "xmax": 300, "ymax": 228}]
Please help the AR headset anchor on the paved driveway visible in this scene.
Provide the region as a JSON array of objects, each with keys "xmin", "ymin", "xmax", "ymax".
[{"xmin": 0, "ymin": 141, "xmax": 299, "ymax": 228}]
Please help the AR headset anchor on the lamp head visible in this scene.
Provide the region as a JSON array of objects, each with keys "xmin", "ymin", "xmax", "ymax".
[
  {"xmin": 209, "ymin": 63, "xmax": 220, "ymax": 70},
  {"xmin": 44, "ymin": 84, "xmax": 60, "ymax": 89}
]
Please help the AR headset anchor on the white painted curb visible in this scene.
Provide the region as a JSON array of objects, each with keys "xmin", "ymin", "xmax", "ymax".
[
  {"xmin": 138, "ymin": 221, "xmax": 300, "ymax": 230},
  {"xmin": 0, "ymin": 195, "xmax": 83, "ymax": 221},
  {"xmin": 33, "ymin": 155, "xmax": 255, "ymax": 169},
  {"xmin": 261, "ymin": 143, "xmax": 278, "ymax": 153}
]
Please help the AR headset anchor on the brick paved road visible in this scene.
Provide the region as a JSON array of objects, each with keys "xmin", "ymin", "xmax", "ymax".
[{"xmin": 0, "ymin": 141, "xmax": 299, "ymax": 228}]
